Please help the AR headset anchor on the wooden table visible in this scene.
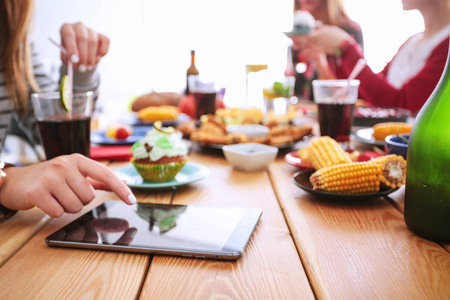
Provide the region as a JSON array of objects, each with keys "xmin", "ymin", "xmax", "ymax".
[{"xmin": 0, "ymin": 140, "xmax": 449, "ymax": 299}]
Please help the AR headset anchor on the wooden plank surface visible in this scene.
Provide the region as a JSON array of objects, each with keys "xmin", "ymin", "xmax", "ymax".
[
  {"xmin": 0, "ymin": 191, "xmax": 154, "ymax": 299},
  {"xmin": 386, "ymin": 187, "xmax": 450, "ymax": 252},
  {"xmin": 140, "ymin": 147, "xmax": 315, "ymax": 300},
  {"xmin": 270, "ymin": 158, "xmax": 450, "ymax": 299},
  {"xmin": 0, "ymin": 208, "xmax": 50, "ymax": 267}
]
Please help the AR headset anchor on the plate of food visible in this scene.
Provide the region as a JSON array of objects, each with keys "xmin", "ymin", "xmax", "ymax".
[
  {"xmin": 179, "ymin": 115, "xmax": 314, "ymax": 150},
  {"xmin": 284, "ymin": 150, "xmax": 314, "ymax": 169},
  {"xmin": 292, "ymin": 169, "xmax": 398, "ymax": 200},
  {"xmin": 352, "ymin": 122, "xmax": 413, "ymax": 147},
  {"xmin": 353, "ymin": 106, "xmax": 411, "ymax": 127},
  {"xmin": 351, "ymin": 128, "xmax": 384, "ymax": 146},
  {"xmin": 114, "ymin": 162, "xmax": 209, "ymax": 189},
  {"xmin": 191, "ymin": 139, "xmax": 303, "ymax": 150},
  {"xmin": 91, "ymin": 126, "xmax": 152, "ymax": 145}
]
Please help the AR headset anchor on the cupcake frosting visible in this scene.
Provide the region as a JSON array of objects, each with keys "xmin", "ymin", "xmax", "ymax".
[
  {"xmin": 131, "ymin": 127, "xmax": 188, "ymax": 161},
  {"xmin": 293, "ymin": 10, "xmax": 316, "ymax": 31}
]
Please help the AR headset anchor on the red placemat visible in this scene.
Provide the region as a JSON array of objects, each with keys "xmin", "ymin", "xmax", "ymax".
[{"xmin": 90, "ymin": 145, "xmax": 132, "ymax": 161}]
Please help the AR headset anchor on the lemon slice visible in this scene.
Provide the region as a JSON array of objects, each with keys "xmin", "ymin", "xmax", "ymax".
[
  {"xmin": 153, "ymin": 121, "xmax": 174, "ymax": 134},
  {"xmin": 59, "ymin": 75, "xmax": 70, "ymax": 112},
  {"xmin": 245, "ymin": 64, "xmax": 268, "ymax": 73}
]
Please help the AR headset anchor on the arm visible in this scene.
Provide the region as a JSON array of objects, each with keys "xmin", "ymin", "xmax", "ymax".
[
  {"xmin": 0, "ymin": 154, "xmax": 136, "ymax": 218},
  {"xmin": 338, "ymin": 38, "xmax": 449, "ymax": 114},
  {"xmin": 9, "ymin": 23, "xmax": 110, "ymax": 151},
  {"xmin": 59, "ymin": 22, "xmax": 110, "ymax": 93}
]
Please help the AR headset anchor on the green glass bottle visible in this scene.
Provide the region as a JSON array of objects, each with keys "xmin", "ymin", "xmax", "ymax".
[{"xmin": 404, "ymin": 53, "xmax": 450, "ymax": 242}]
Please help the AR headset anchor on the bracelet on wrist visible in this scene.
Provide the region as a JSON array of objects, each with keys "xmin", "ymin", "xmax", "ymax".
[{"xmin": 0, "ymin": 162, "xmax": 17, "ymax": 221}]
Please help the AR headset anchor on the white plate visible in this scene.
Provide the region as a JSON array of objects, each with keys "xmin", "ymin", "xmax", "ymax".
[
  {"xmin": 114, "ymin": 162, "xmax": 209, "ymax": 189},
  {"xmin": 351, "ymin": 128, "xmax": 384, "ymax": 146}
]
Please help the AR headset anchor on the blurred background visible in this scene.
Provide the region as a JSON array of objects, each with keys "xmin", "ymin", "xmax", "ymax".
[{"xmin": 32, "ymin": 0, "xmax": 423, "ymax": 118}]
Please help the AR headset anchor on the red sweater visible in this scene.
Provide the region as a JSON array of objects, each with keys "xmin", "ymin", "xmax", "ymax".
[{"xmin": 335, "ymin": 37, "xmax": 449, "ymax": 115}]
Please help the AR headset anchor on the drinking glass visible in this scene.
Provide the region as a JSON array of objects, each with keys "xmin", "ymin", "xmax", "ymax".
[
  {"xmin": 312, "ymin": 79, "xmax": 360, "ymax": 144},
  {"xmin": 263, "ymin": 76, "xmax": 295, "ymax": 116},
  {"xmin": 245, "ymin": 64, "xmax": 268, "ymax": 109},
  {"xmin": 31, "ymin": 91, "xmax": 94, "ymax": 160},
  {"xmin": 188, "ymin": 76, "xmax": 217, "ymax": 119}
]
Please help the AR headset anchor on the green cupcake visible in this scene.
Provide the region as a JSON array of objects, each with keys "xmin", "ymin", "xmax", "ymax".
[
  {"xmin": 131, "ymin": 158, "xmax": 187, "ymax": 183},
  {"xmin": 130, "ymin": 122, "xmax": 189, "ymax": 182}
]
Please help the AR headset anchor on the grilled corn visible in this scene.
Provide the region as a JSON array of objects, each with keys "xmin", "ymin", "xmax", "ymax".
[
  {"xmin": 307, "ymin": 136, "xmax": 351, "ymax": 170},
  {"xmin": 373, "ymin": 154, "xmax": 407, "ymax": 189},
  {"xmin": 310, "ymin": 154, "xmax": 406, "ymax": 194},
  {"xmin": 372, "ymin": 122, "xmax": 412, "ymax": 141}
]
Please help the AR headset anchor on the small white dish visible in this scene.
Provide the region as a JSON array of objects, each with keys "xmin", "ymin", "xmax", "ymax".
[
  {"xmin": 226, "ymin": 124, "xmax": 270, "ymax": 139},
  {"xmin": 222, "ymin": 143, "xmax": 278, "ymax": 172}
]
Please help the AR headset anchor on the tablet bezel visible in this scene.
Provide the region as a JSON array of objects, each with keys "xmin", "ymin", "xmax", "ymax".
[{"xmin": 45, "ymin": 201, "xmax": 262, "ymax": 260}]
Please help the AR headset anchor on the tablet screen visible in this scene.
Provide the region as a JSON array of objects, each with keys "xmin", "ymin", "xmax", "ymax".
[{"xmin": 46, "ymin": 201, "xmax": 262, "ymax": 260}]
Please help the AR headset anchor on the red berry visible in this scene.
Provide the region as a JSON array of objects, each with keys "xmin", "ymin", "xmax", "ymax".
[{"xmin": 115, "ymin": 127, "xmax": 130, "ymax": 140}]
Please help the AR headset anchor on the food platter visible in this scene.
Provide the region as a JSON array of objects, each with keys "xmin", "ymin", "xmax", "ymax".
[
  {"xmin": 292, "ymin": 169, "xmax": 398, "ymax": 200},
  {"xmin": 190, "ymin": 140, "xmax": 301, "ymax": 150},
  {"xmin": 353, "ymin": 106, "xmax": 411, "ymax": 127},
  {"xmin": 114, "ymin": 162, "xmax": 209, "ymax": 189},
  {"xmin": 121, "ymin": 112, "xmax": 191, "ymax": 127}
]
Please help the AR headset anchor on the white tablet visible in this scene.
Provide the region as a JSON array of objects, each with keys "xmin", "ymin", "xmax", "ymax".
[{"xmin": 46, "ymin": 201, "xmax": 262, "ymax": 260}]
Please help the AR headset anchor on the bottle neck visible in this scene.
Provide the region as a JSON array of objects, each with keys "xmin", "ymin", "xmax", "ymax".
[{"xmin": 191, "ymin": 51, "xmax": 196, "ymax": 66}]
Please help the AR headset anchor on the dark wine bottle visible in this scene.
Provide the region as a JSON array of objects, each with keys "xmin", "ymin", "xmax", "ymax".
[
  {"xmin": 404, "ymin": 52, "xmax": 450, "ymax": 242},
  {"xmin": 186, "ymin": 50, "xmax": 199, "ymax": 95}
]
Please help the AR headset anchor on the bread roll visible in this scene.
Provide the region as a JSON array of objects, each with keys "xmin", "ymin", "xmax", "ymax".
[{"xmin": 131, "ymin": 92, "xmax": 182, "ymax": 112}]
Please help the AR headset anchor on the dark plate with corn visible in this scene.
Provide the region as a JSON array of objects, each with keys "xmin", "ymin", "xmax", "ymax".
[{"xmin": 292, "ymin": 170, "xmax": 398, "ymax": 200}]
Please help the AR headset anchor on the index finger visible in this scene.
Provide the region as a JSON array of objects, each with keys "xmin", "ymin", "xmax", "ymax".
[
  {"xmin": 75, "ymin": 155, "xmax": 137, "ymax": 205},
  {"xmin": 96, "ymin": 33, "xmax": 110, "ymax": 58},
  {"xmin": 60, "ymin": 24, "xmax": 79, "ymax": 66}
]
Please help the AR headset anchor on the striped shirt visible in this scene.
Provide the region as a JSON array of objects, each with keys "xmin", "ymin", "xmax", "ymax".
[{"xmin": 0, "ymin": 42, "xmax": 100, "ymax": 156}]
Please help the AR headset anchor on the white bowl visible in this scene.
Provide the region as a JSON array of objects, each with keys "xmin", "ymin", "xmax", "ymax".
[
  {"xmin": 226, "ymin": 124, "xmax": 270, "ymax": 139},
  {"xmin": 222, "ymin": 143, "xmax": 278, "ymax": 172}
]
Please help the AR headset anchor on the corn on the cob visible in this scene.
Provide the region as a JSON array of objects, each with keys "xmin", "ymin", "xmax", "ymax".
[
  {"xmin": 309, "ymin": 154, "xmax": 406, "ymax": 194},
  {"xmin": 307, "ymin": 136, "xmax": 351, "ymax": 170},
  {"xmin": 310, "ymin": 161, "xmax": 381, "ymax": 194},
  {"xmin": 373, "ymin": 154, "xmax": 407, "ymax": 189},
  {"xmin": 137, "ymin": 105, "xmax": 179, "ymax": 121},
  {"xmin": 372, "ymin": 122, "xmax": 412, "ymax": 141}
]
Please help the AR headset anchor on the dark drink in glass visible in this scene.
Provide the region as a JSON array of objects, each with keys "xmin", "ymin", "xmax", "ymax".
[
  {"xmin": 193, "ymin": 91, "xmax": 216, "ymax": 119},
  {"xmin": 312, "ymin": 79, "xmax": 360, "ymax": 148},
  {"xmin": 317, "ymin": 102, "xmax": 355, "ymax": 142},
  {"xmin": 31, "ymin": 91, "xmax": 94, "ymax": 160},
  {"xmin": 38, "ymin": 115, "xmax": 91, "ymax": 160}
]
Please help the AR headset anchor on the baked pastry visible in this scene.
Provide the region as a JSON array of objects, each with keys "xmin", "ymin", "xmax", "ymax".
[
  {"xmin": 130, "ymin": 122, "xmax": 188, "ymax": 182},
  {"xmin": 131, "ymin": 92, "xmax": 182, "ymax": 112}
]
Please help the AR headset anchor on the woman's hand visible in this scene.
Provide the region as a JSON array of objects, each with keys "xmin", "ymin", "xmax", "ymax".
[
  {"xmin": 290, "ymin": 25, "xmax": 350, "ymax": 56},
  {"xmin": 303, "ymin": 25, "xmax": 350, "ymax": 55},
  {"xmin": 60, "ymin": 22, "xmax": 110, "ymax": 72},
  {"xmin": 0, "ymin": 154, "xmax": 136, "ymax": 218}
]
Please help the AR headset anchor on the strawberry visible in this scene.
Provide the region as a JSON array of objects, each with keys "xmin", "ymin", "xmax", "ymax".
[{"xmin": 115, "ymin": 127, "xmax": 130, "ymax": 140}]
